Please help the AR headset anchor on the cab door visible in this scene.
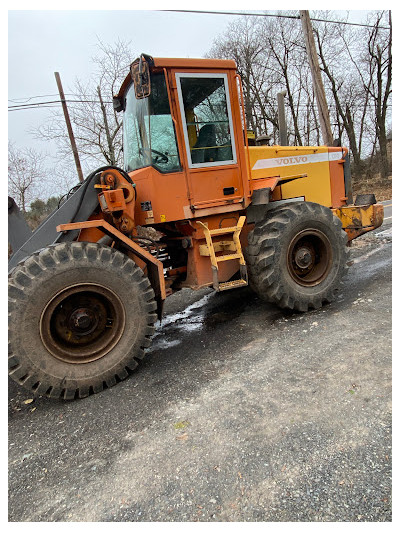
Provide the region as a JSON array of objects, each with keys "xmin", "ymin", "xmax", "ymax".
[{"xmin": 175, "ymin": 72, "xmax": 244, "ymax": 209}]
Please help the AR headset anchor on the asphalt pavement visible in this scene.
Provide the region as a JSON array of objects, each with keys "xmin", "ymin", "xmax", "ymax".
[{"xmin": 8, "ymin": 211, "xmax": 392, "ymax": 522}]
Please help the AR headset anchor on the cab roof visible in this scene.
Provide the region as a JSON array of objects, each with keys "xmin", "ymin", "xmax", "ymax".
[
  {"xmin": 152, "ymin": 57, "xmax": 237, "ymax": 69},
  {"xmin": 116, "ymin": 56, "xmax": 237, "ymax": 100}
]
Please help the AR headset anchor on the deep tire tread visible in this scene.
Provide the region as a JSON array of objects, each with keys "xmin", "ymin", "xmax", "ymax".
[
  {"xmin": 8, "ymin": 242, "xmax": 157, "ymax": 400},
  {"xmin": 246, "ymin": 201, "xmax": 349, "ymax": 312}
]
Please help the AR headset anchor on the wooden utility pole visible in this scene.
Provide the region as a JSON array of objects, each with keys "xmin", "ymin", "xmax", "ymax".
[
  {"xmin": 54, "ymin": 72, "xmax": 84, "ymax": 182},
  {"xmin": 300, "ymin": 10, "xmax": 334, "ymax": 146}
]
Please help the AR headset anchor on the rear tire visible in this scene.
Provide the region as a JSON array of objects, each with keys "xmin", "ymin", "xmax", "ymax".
[
  {"xmin": 8, "ymin": 242, "xmax": 157, "ymax": 399},
  {"xmin": 246, "ymin": 202, "xmax": 349, "ymax": 312}
]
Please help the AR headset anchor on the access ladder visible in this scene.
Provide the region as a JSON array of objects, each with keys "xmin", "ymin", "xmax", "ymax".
[{"xmin": 197, "ymin": 216, "xmax": 248, "ymax": 292}]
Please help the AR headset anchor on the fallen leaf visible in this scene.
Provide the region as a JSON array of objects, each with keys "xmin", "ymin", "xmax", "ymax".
[
  {"xmin": 30, "ymin": 407, "xmax": 36, "ymax": 413},
  {"xmin": 174, "ymin": 420, "xmax": 190, "ymax": 430},
  {"xmin": 23, "ymin": 399, "xmax": 33, "ymax": 405},
  {"xmin": 339, "ymin": 480, "xmax": 345, "ymax": 485}
]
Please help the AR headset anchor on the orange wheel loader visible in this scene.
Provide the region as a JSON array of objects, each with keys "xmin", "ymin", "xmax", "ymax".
[{"xmin": 8, "ymin": 54, "xmax": 384, "ymax": 400}]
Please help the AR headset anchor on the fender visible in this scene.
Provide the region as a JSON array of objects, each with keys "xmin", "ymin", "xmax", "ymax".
[{"xmin": 56, "ymin": 219, "xmax": 166, "ymax": 318}]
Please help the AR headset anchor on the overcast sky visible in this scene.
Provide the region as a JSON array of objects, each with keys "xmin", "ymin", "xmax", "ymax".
[
  {"xmin": 7, "ymin": 5, "xmax": 380, "ymax": 165},
  {"xmin": 8, "ymin": 8, "xmax": 240, "ymax": 154}
]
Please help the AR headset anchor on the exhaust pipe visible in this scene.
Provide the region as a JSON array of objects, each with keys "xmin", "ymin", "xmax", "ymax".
[{"xmin": 277, "ymin": 91, "xmax": 288, "ymax": 146}]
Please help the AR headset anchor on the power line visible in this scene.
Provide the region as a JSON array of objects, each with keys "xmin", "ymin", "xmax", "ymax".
[
  {"xmin": 8, "ymin": 93, "xmax": 75, "ymax": 103},
  {"xmin": 8, "ymin": 98, "xmax": 114, "ymax": 111},
  {"xmin": 8, "ymin": 92, "xmax": 106, "ymax": 103},
  {"xmin": 8, "ymin": 105, "xmax": 61, "ymax": 112},
  {"xmin": 161, "ymin": 9, "xmax": 390, "ymax": 30},
  {"xmin": 8, "ymin": 99, "xmax": 391, "ymax": 113},
  {"xmin": 9, "ymin": 100, "xmax": 68, "ymax": 108}
]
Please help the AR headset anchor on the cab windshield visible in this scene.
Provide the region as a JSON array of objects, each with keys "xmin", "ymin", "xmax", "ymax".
[{"xmin": 123, "ymin": 72, "xmax": 181, "ymax": 173}]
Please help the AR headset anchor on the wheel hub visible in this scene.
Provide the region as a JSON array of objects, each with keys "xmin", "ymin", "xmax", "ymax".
[
  {"xmin": 287, "ymin": 229, "xmax": 333, "ymax": 286},
  {"xmin": 294, "ymin": 247, "xmax": 313, "ymax": 269},
  {"xmin": 69, "ymin": 308, "xmax": 98, "ymax": 333},
  {"xmin": 40, "ymin": 283, "xmax": 126, "ymax": 364}
]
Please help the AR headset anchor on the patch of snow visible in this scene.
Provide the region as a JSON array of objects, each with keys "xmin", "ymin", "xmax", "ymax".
[{"xmin": 157, "ymin": 293, "xmax": 214, "ymax": 331}]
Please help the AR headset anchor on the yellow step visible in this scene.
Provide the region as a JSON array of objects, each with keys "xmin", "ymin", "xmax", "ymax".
[
  {"xmin": 206, "ymin": 226, "xmax": 238, "ymax": 236},
  {"xmin": 218, "ymin": 279, "xmax": 248, "ymax": 291},
  {"xmin": 215, "ymin": 253, "xmax": 242, "ymax": 262}
]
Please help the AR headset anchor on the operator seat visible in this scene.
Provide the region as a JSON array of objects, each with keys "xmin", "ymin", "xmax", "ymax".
[{"xmin": 191, "ymin": 124, "xmax": 218, "ymax": 164}]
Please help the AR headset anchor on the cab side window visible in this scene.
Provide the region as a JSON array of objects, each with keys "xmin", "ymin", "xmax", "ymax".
[{"xmin": 177, "ymin": 74, "xmax": 236, "ymax": 168}]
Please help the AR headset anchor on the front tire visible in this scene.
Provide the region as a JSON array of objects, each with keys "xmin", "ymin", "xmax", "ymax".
[
  {"xmin": 8, "ymin": 242, "xmax": 157, "ymax": 399},
  {"xmin": 246, "ymin": 202, "xmax": 349, "ymax": 312}
]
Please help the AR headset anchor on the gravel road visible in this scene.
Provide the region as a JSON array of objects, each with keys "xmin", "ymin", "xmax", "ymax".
[{"xmin": 8, "ymin": 226, "xmax": 392, "ymax": 522}]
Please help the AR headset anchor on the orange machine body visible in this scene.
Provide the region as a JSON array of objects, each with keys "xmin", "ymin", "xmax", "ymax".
[{"xmin": 73, "ymin": 56, "xmax": 381, "ymax": 299}]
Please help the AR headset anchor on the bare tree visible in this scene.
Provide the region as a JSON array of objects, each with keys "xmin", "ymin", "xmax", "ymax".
[
  {"xmin": 35, "ymin": 39, "xmax": 136, "ymax": 173},
  {"xmin": 260, "ymin": 16, "xmax": 306, "ymax": 146},
  {"xmin": 315, "ymin": 10, "xmax": 392, "ymax": 179},
  {"xmin": 207, "ymin": 17, "xmax": 266, "ymax": 133},
  {"xmin": 363, "ymin": 11, "xmax": 392, "ymax": 179},
  {"xmin": 8, "ymin": 142, "xmax": 46, "ymax": 212},
  {"xmin": 314, "ymin": 21, "xmax": 365, "ymax": 174},
  {"xmin": 207, "ymin": 9, "xmax": 391, "ymax": 184},
  {"xmin": 209, "ymin": 12, "xmax": 316, "ymax": 146}
]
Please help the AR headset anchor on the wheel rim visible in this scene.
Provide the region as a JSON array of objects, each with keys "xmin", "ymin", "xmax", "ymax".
[
  {"xmin": 40, "ymin": 283, "xmax": 126, "ymax": 364},
  {"xmin": 287, "ymin": 229, "xmax": 333, "ymax": 286}
]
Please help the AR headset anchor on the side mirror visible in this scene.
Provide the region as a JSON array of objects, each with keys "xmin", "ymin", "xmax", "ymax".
[{"xmin": 130, "ymin": 54, "xmax": 153, "ymax": 99}]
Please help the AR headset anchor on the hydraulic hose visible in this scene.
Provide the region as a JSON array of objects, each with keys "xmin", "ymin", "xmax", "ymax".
[{"xmin": 53, "ymin": 165, "xmax": 136, "ymax": 244}]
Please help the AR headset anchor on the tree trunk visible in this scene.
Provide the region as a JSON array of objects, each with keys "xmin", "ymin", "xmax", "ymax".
[
  {"xmin": 284, "ymin": 70, "xmax": 303, "ymax": 146},
  {"xmin": 98, "ymin": 85, "xmax": 116, "ymax": 165},
  {"xmin": 345, "ymin": 106, "xmax": 363, "ymax": 177},
  {"xmin": 377, "ymin": 118, "xmax": 389, "ymax": 179}
]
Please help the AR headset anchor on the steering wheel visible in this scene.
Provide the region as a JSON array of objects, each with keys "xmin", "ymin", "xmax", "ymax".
[
  {"xmin": 151, "ymin": 149, "xmax": 169, "ymax": 164},
  {"xmin": 139, "ymin": 147, "xmax": 169, "ymax": 164}
]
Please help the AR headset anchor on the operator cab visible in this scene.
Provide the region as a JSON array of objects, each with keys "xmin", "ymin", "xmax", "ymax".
[
  {"xmin": 114, "ymin": 54, "xmax": 249, "ymax": 223},
  {"xmin": 115, "ymin": 55, "xmax": 239, "ymax": 173}
]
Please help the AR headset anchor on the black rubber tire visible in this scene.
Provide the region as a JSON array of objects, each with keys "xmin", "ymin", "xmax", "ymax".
[
  {"xmin": 246, "ymin": 201, "xmax": 349, "ymax": 312},
  {"xmin": 8, "ymin": 242, "xmax": 157, "ymax": 400}
]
